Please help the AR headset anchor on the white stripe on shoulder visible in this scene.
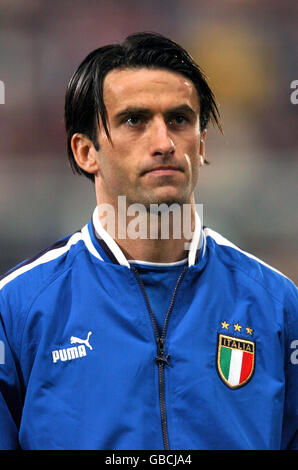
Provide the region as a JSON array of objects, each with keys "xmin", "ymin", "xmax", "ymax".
[
  {"xmin": 0, "ymin": 232, "xmax": 83, "ymax": 291},
  {"xmin": 204, "ymin": 227, "xmax": 287, "ymax": 279}
]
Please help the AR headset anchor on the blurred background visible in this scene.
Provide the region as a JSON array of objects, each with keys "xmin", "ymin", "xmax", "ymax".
[{"xmin": 0, "ymin": 0, "xmax": 297, "ymax": 283}]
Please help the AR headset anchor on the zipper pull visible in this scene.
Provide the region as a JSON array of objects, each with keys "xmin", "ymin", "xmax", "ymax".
[{"xmin": 155, "ymin": 338, "xmax": 171, "ymax": 367}]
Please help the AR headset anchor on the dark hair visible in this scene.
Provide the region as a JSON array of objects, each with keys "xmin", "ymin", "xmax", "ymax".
[{"xmin": 64, "ymin": 32, "xmax": 222, "ymax": 182}]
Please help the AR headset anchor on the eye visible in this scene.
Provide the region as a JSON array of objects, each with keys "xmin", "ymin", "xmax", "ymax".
[
  {"xmin": 124, "ymin": 115, "xmax": 146, "ymax": 127},
  {"xmin": 168, "ymin": 114, "xmax": 189, "ymax": 126}
]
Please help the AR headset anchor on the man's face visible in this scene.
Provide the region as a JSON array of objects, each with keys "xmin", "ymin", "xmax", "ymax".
[{"xmin": 94, "ymin": 67, "xmax": 206, "ymax": 208}]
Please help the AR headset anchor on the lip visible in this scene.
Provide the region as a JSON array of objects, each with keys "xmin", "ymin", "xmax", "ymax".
[{"xmin": 143, "ymin": 166, "xmax": 182, "ymax": 176}]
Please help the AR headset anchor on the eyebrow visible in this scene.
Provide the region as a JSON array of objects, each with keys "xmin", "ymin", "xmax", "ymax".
[{"xmin": 113, "ymin": 104, "xmax": 198, "ymax": 122}]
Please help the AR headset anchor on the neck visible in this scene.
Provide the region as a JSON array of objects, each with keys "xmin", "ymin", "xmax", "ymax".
[{"xmin": 96, "ymin": 197, "xmax": 197, "ymax": 263}]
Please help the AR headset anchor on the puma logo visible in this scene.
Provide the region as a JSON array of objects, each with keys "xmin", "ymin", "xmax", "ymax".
[
  {"xmin": 51, "ymin": 332, "xmax": 93, "ymax": 364},
  {"xmin": 70, "ymin": 331, "xmax": 93, "ymax": 350}
]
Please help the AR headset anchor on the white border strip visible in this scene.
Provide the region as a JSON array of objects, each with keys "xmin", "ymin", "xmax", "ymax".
[
  {"xmin": 81, "ymin": 224, "xmax": 104, "ymax": 261},
  {"xmin": 0, "ymin": 232, "xmax": 83, "ymax": 291},
  {"xmin": 205, "ymin": 227, "xmax": 287, "ymax": 278},
  {"xmin": 188, "ymin": 211, "xmax": 203, "ymax": 267},
  {"xmin": 92, "ymin": 207, "xmax": 130, "ymax": 268},
  {"xmin": 128, "ymin": 258, "xmax": 188, "ymax": 267}
]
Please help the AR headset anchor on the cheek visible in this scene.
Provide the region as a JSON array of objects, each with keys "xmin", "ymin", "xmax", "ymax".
[
  {"xmin": 184, "ymin": 139, "xmax": 201, "ymax": 171},
  {"xmin": 182, "ymin": 130, "xmax": 200, "ymax": 153},
  {"xmin": 108, "ymin": 136, "xmax": 143, "ymax": 179},
  {"xmin": 98, "ymin": 137, "xmax": 127, "ymax": 175}
]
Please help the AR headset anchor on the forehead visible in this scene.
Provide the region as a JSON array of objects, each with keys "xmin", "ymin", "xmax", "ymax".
[{"xmin": 102, "ymin": 67, "xmax": 200, "ymax": 114}]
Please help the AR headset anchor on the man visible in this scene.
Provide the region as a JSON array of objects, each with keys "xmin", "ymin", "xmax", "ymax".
[{"xmin": 0, "ymin": 32, "xmax": 297, "ymax": 450}]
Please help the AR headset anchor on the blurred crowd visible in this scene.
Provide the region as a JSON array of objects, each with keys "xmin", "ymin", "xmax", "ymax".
[{"xmin": 0, "ymin": 0, "xmax": 297, "ymax": 282}]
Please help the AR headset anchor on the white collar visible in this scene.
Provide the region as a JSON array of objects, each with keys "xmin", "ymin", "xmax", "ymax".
[{"xmin": 90, "ymin": 206, "xmax": 205, "ymax": 268}]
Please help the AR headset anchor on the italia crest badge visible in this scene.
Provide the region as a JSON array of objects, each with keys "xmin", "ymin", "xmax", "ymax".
[{"xmin": 217, "ymin": 322, "xmax": 255, "ymax": 389}]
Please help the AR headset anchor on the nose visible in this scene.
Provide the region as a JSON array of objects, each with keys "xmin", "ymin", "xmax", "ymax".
[{"xmin": 150, "ymin": 118, "xmax": 175, "ymax": 157}]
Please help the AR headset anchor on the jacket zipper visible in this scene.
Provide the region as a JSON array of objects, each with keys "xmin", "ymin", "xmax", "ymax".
[{"xmin": 131, "ymin": 265, "xmax": 188, "ymax": 450}]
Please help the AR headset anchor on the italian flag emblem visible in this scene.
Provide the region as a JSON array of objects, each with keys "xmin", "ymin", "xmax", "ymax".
[{"xmin": 217, "ymin": 334, "xmax": 255, "ymax": 389}]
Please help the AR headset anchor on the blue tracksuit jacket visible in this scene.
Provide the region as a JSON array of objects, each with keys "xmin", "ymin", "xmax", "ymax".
[{"xmin": 0, "ymin": 208, "xmax": 297, "ymax": 450}]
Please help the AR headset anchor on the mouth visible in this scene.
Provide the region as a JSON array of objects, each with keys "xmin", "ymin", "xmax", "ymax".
[{"xmin": 142, "ymin": 165, "xmax": 183, "ymax": 176}]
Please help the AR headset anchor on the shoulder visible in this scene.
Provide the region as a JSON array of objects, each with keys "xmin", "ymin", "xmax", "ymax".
[
  {"xmin": 0, "ymin": 227, "xmax": 101, "ymax": 358},
  {"xmin": 0, "ymin": 230, "xmax": 85, "ymax": 309},
  {"xmin": 204, "ymin": 226, "xmax": 297, "ymax": 306}
]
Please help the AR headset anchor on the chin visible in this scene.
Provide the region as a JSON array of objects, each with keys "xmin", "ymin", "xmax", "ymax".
[
  {"xmin": 143, "ymin": 195, "xmax": 190, "ymax": 211},
  {"xmin": 129, "ymin": 185, "xmax": 192, "ymax": 210}
]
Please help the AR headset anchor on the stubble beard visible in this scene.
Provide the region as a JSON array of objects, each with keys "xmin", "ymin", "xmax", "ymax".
[{"xmin": 129, "ymin": 182, "xmax": 192, "ymax": 212}]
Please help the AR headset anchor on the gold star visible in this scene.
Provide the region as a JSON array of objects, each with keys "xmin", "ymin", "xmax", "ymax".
[
  {"xmin": 246, "ymin": 327, "xmax": 253, "ymax": 335},
  {"xmin": 234, "ymin": 322, "xmax": 242, "ymax": 332},
  {"xmin": 221, "ymin": 321, "xmax": 229, "ymax": 330}
]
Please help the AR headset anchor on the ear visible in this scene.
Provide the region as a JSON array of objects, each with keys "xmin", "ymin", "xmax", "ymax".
[
  {"xmin": 71, "ymin": 133, "xmax": 100, "ymax": 176},
  {"xmin": 199, "ymin": 129, "xmax": 207, "ymax": 166}
]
